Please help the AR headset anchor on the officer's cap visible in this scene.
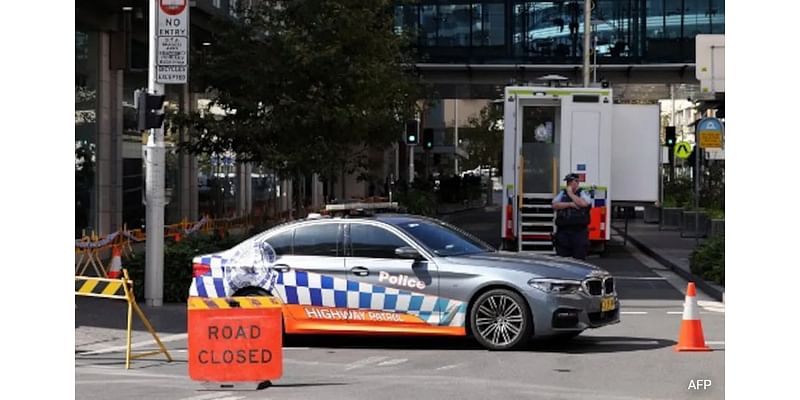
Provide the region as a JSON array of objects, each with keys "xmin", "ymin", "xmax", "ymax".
[{"xmin": 563, "ymin": 173, "xmax": 580, "ymax": 182}]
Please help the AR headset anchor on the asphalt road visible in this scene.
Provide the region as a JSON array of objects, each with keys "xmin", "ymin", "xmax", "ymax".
[{"xmin": 76, "ymin": 207, "xmax": 724, "ymax": 400}]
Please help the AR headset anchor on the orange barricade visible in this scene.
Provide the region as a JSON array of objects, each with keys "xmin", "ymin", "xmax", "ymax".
[{"xmin": 188, "ymin": 296, "xmax": 283, "ymax": 383}]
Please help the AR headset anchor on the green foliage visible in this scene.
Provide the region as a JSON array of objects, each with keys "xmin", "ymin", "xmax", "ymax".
[
  {"xmin": 177, "ymin": 0, "xmax": 425, "ymax": 184},
  {"xmin": 700, "ymin": 161, "xmax": 724, "ymax": 212},
  {"xmin": 663, "ymin": 175, "xmax": 694, "ymax": 208},
  {"xmin": 124, "ymin": 233, "xmax": 247, "ymax": 303},
  {"xmin": 690, "ymin": 235, "xmax": 725, "ymax": 285},
  {"xmin": 395, "ymin": 180, "xmax": 436, "ymax": 216},
  {"xmin": 437, "ymin": 175, "xmax": 482, "ymax": 204},
  {"xmin": 463, "ymin": 103, "xmax": 504, "ymax": 171}
]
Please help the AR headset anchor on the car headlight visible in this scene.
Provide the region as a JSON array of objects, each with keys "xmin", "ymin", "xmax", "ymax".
[{"xmin": 528, "ymin": 278, "xmax": 582, "ymax": 294}]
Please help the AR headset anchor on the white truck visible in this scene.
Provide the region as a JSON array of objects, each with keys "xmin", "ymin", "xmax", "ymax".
[{"xmin": 500, "ymin": 85, "xmax": 660, "ymax": 253}]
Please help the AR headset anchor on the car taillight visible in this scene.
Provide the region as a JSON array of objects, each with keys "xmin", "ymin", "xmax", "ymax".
[{"xmin": 193, "ymin": 263, "xmax": 211, "ymax": 277}]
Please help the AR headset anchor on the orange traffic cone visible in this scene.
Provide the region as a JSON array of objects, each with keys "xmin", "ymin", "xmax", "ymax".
[
  {"xmin": 674, "ymin": 282, "xmax": 711, "ymax": 352},
  {"xmin": 175, "ymin": 232, "xmax": 182, "ymax": 242},
  {"xmin": 107, "ymin": 245, "xmax": 123, "ymax": 279}
]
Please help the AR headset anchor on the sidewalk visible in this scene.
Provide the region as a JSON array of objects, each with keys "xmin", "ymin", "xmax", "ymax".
[{"xmin": 612, "ymin": 219, "xmax": 725, "ymax": 302}]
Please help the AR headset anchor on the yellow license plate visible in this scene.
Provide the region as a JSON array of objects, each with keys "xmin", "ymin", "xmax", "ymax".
[{"xmin": 601, "ymin": 297, "xmax": 616, "ymax": 312}]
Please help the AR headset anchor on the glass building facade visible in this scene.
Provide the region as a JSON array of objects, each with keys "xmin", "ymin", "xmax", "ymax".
[{"xmin": 396, "ymin": 0, "xmax": 724, "ymax": 64}]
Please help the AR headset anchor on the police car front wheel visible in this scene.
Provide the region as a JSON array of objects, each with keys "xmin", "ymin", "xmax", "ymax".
[{"xmin": 470, "ymin": 289, "xmax": 532, "ymax": 350}]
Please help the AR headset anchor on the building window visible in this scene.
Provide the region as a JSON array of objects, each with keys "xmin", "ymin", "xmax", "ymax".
[
  {"xmin": 76, "ymin": 30, "xmax": 98, "ymax": 237},
  {"xmin": 472, "ymin": 2, "xmax": 505, "ymax": 47}
]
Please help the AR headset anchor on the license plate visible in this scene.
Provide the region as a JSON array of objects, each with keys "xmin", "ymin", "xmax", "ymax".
[{"xmin": 601, "ymin": 297, "xmax": 615, "ymax": 312}]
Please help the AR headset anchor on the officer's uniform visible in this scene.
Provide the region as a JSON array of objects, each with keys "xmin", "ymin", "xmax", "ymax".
[{"xmin": 552, "ymin": 176, "xmax": 593, "ymax": 260}]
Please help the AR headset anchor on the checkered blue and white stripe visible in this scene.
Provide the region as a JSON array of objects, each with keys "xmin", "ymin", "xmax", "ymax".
[
  {"xmin": 273, "ymin": 270, "xmax": 467, "ymax": 328},
  {"xmin": 188, "ymin": 255, "xmax": 230, "ymax": 297}
]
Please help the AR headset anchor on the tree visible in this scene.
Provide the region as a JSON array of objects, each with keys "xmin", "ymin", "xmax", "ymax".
[
  {"xmin": 463, "ymin": 102, "xmax": 504, "ymax": 205},
  {"xmin": 177, "ymin": 0, "xmax": 424, "ymax": 214}
]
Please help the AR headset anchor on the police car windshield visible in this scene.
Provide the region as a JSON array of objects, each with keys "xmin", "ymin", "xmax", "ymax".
[{"xmin": 393, "ymin": 219, "xmax": 494, "ymax": 257}]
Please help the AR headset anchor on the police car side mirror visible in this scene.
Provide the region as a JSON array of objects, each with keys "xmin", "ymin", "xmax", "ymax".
[{"xmin": 395, "ymin": 246, "xmax": 422, "ymax": 260}]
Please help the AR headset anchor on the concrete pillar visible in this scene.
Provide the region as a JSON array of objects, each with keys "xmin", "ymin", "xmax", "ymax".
[
  {"xmin": 179, "ymin": 87, "xmax": 198, "ymax": 221},
  {"xmin": 235, "ymin": 163, "xmax": 252, "ymax": 216},
  {"xmin": 245, "ymin": 163, "xmax": 253, "ymax": 215},
  {"xmin": 311, "ymin": 173, "xmax": 323, "ymax": 210},
  {"xmin": 95, "ymin": 32, "xmax": 123, "ymax": 235}
]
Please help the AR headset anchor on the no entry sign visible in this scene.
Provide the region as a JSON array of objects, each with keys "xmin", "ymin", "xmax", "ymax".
[
  {"xmin": 188, "ymin": 297, "xmax": 283, "ymax": 382},
  {"xmin": 160, "ymin": 0, "xmax": 187, "ymax": 16},
  {"xmin": 157, "ymin": 0, "xmax": 189, "ymax": 84}
]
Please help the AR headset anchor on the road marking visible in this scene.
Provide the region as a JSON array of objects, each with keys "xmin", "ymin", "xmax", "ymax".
[
  {"xmin": 345, "ymin": 356, "xmax": 389, "ymax": 370},
  {"xmin": 706, "ymin": 341, "xmax": 725, "ymax": 345},
  {"xmin": 594, "ymin": 340, "xmax": 660, "ymax": 345},
  {"xmin": 377, "ymin": 358, "xmax": 408, "ymax": 367},
  {"xmin": 79, "ymin": 333, "xmax": 187, "ymax": 355},
  {"xmin": 284, "ymin": 347, "xmax": 311, "ymax": 350},
  {"xmin": 620, "ymin": 311, "xmax": 648, "ymax": 315},
  {"xmin": 615, "ymin": 276, "xmax": 667, "ymax": 281},
  {"xmin": 75, "ymin": 366, "xmax": 185, "ymax": 379},
  {"xmin": 175, "ymin": 393, "xmax": 235, "ymax": 400},
  {"xmin": 436, "ymin": 364, "xmax": 463, "ymax": 370},
  {"xmin": 667, "ymin": 311, "xmax": 683, "ymax": 314}
]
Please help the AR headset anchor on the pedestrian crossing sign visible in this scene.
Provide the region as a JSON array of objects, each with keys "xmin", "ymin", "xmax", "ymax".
[{"xmin": 675, "ymin": 141, "xmax": 693, "ymax": 159}]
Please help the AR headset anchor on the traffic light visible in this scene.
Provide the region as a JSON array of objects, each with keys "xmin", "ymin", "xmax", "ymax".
[
  {"xmin": 665, "ymin": 126, "xmax": 676, "ymax": 147},
  {"xmin": 423, "ymin": 128, "xmax": 434, "ymax": 150},
  {"xmin": 405, "ymin": 120, "xmax": 419, "ymax": 145},
  {"xmin": 136, "ymin": 90, "xmax": 166, "ymax": 130}
]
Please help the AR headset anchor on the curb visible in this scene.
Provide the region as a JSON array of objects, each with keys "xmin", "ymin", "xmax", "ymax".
[
  {"xmin": 613, "ymin": 227, "xmax": 725, "ymax": 302},
  {"xmin": 436, "ymin": 204, "xmax": 487, "ymax": 216}
]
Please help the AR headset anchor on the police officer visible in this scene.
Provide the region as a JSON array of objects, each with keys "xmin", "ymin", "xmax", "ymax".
[{"xmin": 552, "ymin": 173, "xmax": 593, "ymax": 259}]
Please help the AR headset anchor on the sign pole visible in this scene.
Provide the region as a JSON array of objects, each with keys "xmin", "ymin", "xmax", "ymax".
[
  {"xmin": 695, "ymin": 143, "xmax": 700, "ymax": 245},
  {"xmin": 145, "ymin": 0, "xmax": 166, "ymax": 307}
]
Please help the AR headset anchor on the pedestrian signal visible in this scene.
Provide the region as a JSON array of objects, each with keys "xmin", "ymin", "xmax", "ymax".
[
  {"xmin": 665, "ymin": 126, "xmax": 676, "ymax": 147},
  {"xmin": 405, "ymin": 120, "xmax": 419, "ymax": 145},
  {"xmin": 423, "ymin": 128, "xmax": 434, "ymax": 150},
  {"xmin": 136, "ymin": 90, "xmax": 166, "ymax": 130}
]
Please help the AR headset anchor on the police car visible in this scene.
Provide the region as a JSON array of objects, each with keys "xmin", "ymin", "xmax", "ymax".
[{"xmin": 189, "ymin": 213, "xmax": 619, "ymax": 350}]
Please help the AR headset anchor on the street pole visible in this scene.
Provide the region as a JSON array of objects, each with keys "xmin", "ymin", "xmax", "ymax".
[
  {"xmin": 454, "ymin": 99, "xmax": 459, "ymax": 175},
  {"xmin": 409, "ymin": 145, "xmax": 415, "ymax": 183},
  {"xmin": 145, "ymin": 0, "xmax": 166, "ymax": 307},
  {"xmin": 593, "ymin": 32, "xmax": 598, "ymax": 83},
  {"xmin": 583, "ymin": 0, "xmax": 591, "ymax": 87}
]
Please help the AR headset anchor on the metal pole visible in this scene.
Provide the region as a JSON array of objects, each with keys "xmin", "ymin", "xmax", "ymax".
[
  {"xmin": 145, "ymin": 0, "xmax": 166, "ymax": 307},
  {"xmin": 695, "ymin": 144, "xmax": 700, "ymax": 245},
  {"xmin": 593, "ymin": 31, "xmax": 597, "ymax": 83},
  {"xmin": 409, "ymin": 145, "xmax": 415, "ymax": 183},
  {"xmin": 583, "ymin": 0, "xmax": 592, "ymax": 87},
  {"xmin": 454, "ymin": 99, "xmax": 459, "ymax": 175}
]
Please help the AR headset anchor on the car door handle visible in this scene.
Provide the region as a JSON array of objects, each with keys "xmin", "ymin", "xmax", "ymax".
[
  {"xmin": 273, "ymin": 264, "xmax": 290, "ymax": 273},
  {"xmin": 350, "ymin": 266, "xmax": 370, "ymax": 277}
]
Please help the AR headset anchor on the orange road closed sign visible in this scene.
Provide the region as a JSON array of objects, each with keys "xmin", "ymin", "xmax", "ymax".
[{"xmin": 188, "ymin": 296, "xmax": 283, "ymax": 382}]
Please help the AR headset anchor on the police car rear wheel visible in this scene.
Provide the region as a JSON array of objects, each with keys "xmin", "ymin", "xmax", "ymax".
[{"xmin": 470, "ymin": 289, "xmax": 531, "ymax": 350}]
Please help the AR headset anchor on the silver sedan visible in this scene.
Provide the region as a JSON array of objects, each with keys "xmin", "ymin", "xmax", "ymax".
[{"xmin": 189, "ymin": 214, "xmax": 619, "ymax": 350}]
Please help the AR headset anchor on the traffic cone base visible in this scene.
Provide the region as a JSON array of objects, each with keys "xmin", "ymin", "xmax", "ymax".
[
  {"xmin": 674, "ymin": 282, "xmax": 711, "ymax": 352},
  {"xmin": 674, "ymin": 320, "xmax": 711, "ymax": 352}
]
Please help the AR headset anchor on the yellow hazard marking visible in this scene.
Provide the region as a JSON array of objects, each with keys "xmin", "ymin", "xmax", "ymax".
[
  {"xmin": 188, "ymin": 296, "xmax": 282, "ymax": 310},
  {"xmin": 674, "ymin": 141, "xmax": 693, "ymax": 159},
  {"xmin": 101, "ymin": 282, "xmax": 124, "ymax": 296},
  {"xmin": 78, "ymin": 279, "xmax": 99, "ymax": 295},
  {"xmin": 75, "ymin": 270, "xmax": 172, "ymax": 369}
]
